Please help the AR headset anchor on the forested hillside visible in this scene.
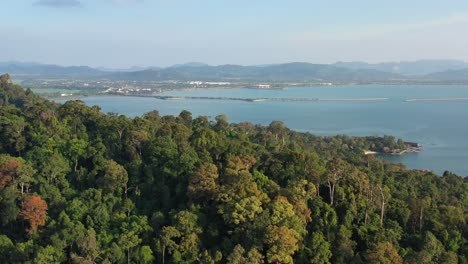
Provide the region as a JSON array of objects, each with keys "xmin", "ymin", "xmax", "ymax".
[{"xmin": 0, "ymin": 73, "xmax": 467, "ymax": 263}]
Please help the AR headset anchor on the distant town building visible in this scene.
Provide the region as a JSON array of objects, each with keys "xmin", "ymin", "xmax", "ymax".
[
  {"xmin": 205, "ymin": 82, "xmax": 231, "ymax": 85},
  {"xmin": 188, "ymin": 81, "xmax": 231, "ymax": 86}
]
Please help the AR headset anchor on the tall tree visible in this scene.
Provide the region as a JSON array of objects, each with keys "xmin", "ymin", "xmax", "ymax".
[
  {"xmin": 100, "ymin": 160, "xmax": 128, "ymax": 196},
  {"xmin": 325, "ymin": 158, "xmax": 349, "ymax": 205},
  {"xmin": 187, "ymin": 163, "xmax": 219, "ymax": 203}
]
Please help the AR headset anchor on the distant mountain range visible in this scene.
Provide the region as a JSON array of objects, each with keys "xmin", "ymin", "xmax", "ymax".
[
  {"xmin": 1, "ymin": 60, "xmax": 468, "ymax": 83},
  {"xmin": 333, "ymin": 59, "xmax": 468, "ymax": 76},
  {"xmin": 106, "ymin": 63, "xmax": 401, "ymax": 82}
]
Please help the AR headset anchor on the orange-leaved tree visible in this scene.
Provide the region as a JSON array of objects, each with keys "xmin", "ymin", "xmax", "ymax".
[
  {"xmin": 19, "ymin": 196, "xmax": 48, "ymax": 234},
  {"xmin": 0, "ymin": 156, "xmax": 21, "ymax": 188}
]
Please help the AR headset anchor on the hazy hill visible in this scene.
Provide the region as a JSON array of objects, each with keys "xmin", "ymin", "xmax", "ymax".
[
  {"xmin": 107, "ymin": 62, "xmax": 401, "ymax": 82},
  {"xmin": 423, "ymin": 68, "xmax": 468, "ymax": 81},
  {"xmin": 0, "ymin": 62, "xmax": 104, "ymax": 78},
  {"xmin": 96, "ymin": 66, "xmax": 161, "ymax": 72},
  {"xmin": 334, "ymin": 59, "xmax": 468, "ymax": 76},
  {"xmin": 169, "ymin": 62, "xmax": 210, "ymax": 68}
]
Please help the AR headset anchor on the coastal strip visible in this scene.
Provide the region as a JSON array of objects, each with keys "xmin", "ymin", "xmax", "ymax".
[
  {"xmin": 151, "ymin": 95, "xmax": 389, "ymax": 102},
  {"xmin": 405, "ymin": 98, "xmax": 468, "ymax": 102}
]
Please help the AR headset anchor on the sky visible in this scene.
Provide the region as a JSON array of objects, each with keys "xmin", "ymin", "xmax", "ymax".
[{"xmin": 1, "ymin": 0, "xmax": 468, "ymax": 68}]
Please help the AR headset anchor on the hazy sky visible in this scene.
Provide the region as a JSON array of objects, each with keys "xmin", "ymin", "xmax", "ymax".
[{"xmin": 2, "ymin": 0, "xmax": 468, "ymax": 67}]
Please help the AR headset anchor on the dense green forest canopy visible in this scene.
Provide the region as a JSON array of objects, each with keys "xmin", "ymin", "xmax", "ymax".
[{"xmin": 0, "ymin": 73, "xmax": 467, "ymax": 263}]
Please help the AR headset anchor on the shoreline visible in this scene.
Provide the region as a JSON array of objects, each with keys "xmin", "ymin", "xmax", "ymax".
[{"xmin": 365, "ymin": 147, "xmax": 421, "ymax": 156}]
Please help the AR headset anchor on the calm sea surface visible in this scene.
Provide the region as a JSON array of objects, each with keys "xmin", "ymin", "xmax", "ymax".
[{"xmin": 61, "ymin": 85, "xmax": 468, "ymax": 176}]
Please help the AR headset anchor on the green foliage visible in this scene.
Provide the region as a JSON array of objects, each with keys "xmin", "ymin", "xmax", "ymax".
[
  {"xmin": 367, "ymin": 242, "xmax": 403, "ymax": 264},
  {"xmin": 35, "ymin": 245, "xmax": 66, "ymax": 264},
  {"xmin": 299, "ymin": 231, "xmax": 332, "ymax": 264},
  {"xmin": 0, "ymin": 82, "xmax": 466, "ymax": 263}
]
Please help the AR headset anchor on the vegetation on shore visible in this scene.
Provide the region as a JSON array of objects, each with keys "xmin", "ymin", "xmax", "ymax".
[{"xmin": 0, "ymin": 73, "xmax": 467, "ymax": 263}]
